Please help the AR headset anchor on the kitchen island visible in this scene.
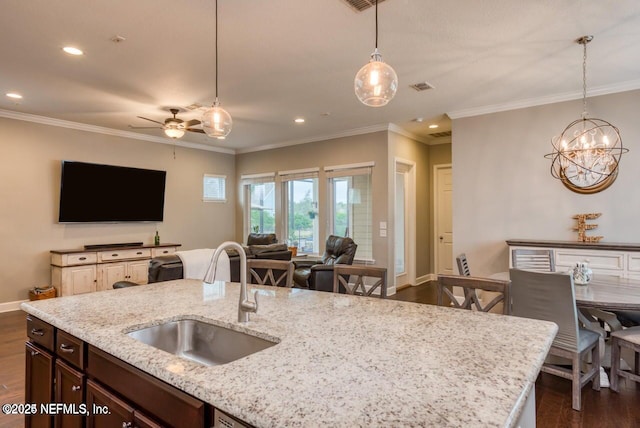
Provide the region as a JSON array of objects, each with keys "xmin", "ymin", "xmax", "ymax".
[{"xmin": 22, "ymin": 279, "xmax": 556, "ymax": 427}]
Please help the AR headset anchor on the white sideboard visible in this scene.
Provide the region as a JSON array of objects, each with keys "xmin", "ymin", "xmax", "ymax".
[
  {"xmin": 507, "ymin": 239, "xmax": 640, "ymax": 280},
  {"xmin": 51, "ymin": 243, "xmax": 180, "ymax": 296}
]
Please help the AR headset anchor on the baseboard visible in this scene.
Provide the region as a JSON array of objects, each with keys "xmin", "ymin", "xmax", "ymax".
[
  {"xmin": 0, "ymin": 299, "xmax": 28, "ymax": 313},
  {"xmin": 416, "ymin": 274, "xmax": 437, "ymax": 285}
]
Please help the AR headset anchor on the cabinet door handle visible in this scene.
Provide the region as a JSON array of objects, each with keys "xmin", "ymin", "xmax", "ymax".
[
  {"xmin": 31, "ymin": 350, "xmax": 40, "ymax": 356},
  {"xmin": 162, "ymin": 250, "xmax": 168, "ymax": 254},
  {"xmin": 71, "ymin": 385, "xmax": 81, "ymax": 391},
  {"xmin": 60, "ymin": 343, "xmax": 75, "ymax": 353},
  {"xmin": 122, "ymin": 422, "xmax": 132, "ymax": 428},
  {"xmin": 112, "ymin": 254, "xmax": 119, "ymax": 257},
  {"xmin": 136, "ymin": 252, "xmax": 142, "ymax": 255},
  {"xmin": 30, "ymin": 328, "xmax": 44, "ymax": 336},
  {"xmin": 79, "ymin": 257, "xmax": 87, "ymax": 261}
]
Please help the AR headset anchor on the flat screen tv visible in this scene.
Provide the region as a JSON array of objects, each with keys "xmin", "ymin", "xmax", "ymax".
[{"xmin": 58, "ymin": 161, "xmax": 166, "ymax": 223}]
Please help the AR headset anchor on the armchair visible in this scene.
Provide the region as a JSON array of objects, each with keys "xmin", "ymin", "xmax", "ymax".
[{"xmin": 293, "ymin": 235, "xmax": 357, "ymax": 292}]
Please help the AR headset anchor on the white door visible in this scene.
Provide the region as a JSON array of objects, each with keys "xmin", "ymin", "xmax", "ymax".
[
  {"xmin": 435, "ymin": 165, "xmax": 453, "ymax": 275},
  {"xmin": 395, "ymin": 160, "xmax": 415, "ymax": 288}
]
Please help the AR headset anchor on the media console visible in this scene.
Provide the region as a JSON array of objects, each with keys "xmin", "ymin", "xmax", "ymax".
[{"xmin": 51, "ymin": 243, "xmax": 181, "ymax": 296}]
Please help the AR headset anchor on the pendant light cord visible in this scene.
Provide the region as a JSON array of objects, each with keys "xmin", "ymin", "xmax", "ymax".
[
  {"xmin": 215, "ymin": 0, "xmax": 219, "ymax": 101},
  {"xmin": 375, "ymin": 0, "xmax": 378, "ymax": 50}
]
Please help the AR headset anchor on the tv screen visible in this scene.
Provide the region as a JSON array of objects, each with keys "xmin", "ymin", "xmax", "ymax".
[{"xmin": 58, "ymin": 161, "xmax": 166, "ymax": 223}]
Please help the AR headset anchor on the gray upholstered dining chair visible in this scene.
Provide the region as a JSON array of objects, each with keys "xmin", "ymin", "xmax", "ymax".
[
  {"xmin": 610, "ymin": 326, "xmax": 640, "ymax": 392},
  {"xmin": 456, "ymin": 253, "xmax": 471, "ymax": 276},
  {"xmin": 246, "ymin": 259, "xmax": 294, "ymax": 287},
  {"xmin": 332, "ymin": 265, "xmax": 387, "ymax": 298},
  {"xmin": 436, "ymin": 274, "xmax": 511, "ymax": 315},
  {"xmin": 511, "ymin": 248, "xmax": 555, "ymax": 272},
  {"xmin": 510, "ymin": 268, "xmax": 600, "ymax": 411}
]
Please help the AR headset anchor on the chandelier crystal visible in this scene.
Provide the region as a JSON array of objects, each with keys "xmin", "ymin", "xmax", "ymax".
[
  {"xmin": 545, "ymin": 36, "xmax": 627, "ymax": 194},
  {"xmin": 202, "ymin": 0, "xmax": 232, "ymax": 139},
  {"xmin": 354, "ymin": 0, "xmax": 397, "ymax": 107}
]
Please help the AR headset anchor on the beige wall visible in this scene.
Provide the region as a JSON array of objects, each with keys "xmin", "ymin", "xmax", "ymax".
[
  {"xmin": 0, "ymin": 118, "xmax": 235, "ymax": 304},
  {"xmin": 235, "ymin": 132, "xmax": 389, "ymax": 269},
  {"xmin": 388, "ymin": 133, "xmax": 452, "ymax": 281},
  {"xmin": 452, "ymin": 89, "xmax": 640, "ymax": 277}
]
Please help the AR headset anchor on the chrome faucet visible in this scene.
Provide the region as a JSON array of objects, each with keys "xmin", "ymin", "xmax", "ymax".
[{"xmin": 209, "ymin": 241, "xmax": 258, "ymax": 322}]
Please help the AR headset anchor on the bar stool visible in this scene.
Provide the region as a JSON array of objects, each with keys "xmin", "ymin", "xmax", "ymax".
[{"xmin": 610, "ymin": 326, "xmax": 640, "ymax": 392}]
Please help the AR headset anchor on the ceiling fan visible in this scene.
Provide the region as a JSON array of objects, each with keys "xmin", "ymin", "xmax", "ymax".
[{"xmin": 130, "ymin": 108, "xmax": 205, "ymax": 139}]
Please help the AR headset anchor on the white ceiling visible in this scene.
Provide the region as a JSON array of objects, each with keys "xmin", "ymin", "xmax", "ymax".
[{"xmin": 2, "ymin": 0, "xmax": 640, "ymax": 153}]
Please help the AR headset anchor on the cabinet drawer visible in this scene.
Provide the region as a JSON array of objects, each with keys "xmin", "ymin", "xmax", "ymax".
[
  {"xmin": 56, "ymin": 330, "xmax": 85, "ymax": 370},
  {"xmin": 151, "ymin": 247, "xmax": 176, "ymax": 257},
  {"xmin": 555, "ymin": 250, "xmax": 624, "ymax": 271},
  {"xmin": 27, "ymin": 315, "xmax": 55, "ymax": 352},
  {"xmin": 99, "ymin": 248, "xmax": 151, "ymax": 262},
  {"xmin": 88, "ymin": 346, "xmax": 204, "ymax": 427}
]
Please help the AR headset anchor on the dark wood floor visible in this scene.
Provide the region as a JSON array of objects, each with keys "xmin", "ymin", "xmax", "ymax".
[
  {"xmin": 1, "ymin": 285, "xmax": 639, "ymax": 427},
  {"xmin": 392, "ymin": 282, "xmax": 640, "ymax": 427}
]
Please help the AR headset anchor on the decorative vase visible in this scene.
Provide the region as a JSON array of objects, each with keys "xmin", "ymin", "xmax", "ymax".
[{"xmin": 573, "ymin": 261, "xmax": 593, "ymax": 285}]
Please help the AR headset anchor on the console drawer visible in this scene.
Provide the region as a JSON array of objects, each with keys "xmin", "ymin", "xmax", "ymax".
[
  {"xmin": 151, "ymin": 247, "xmax": 176, "ymax": 257},
  {"xmin": 99, "ymin": 248, "xmax": 151, "ymax": 262},
  {"xmin": 27, "ymin": 315, "xmax": 55, "ymax": 352}
]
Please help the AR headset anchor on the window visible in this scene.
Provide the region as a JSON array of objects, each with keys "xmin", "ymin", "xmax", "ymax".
[
  {"xmin": 280, "ymin": 168, "xmax": 319, "ymax": 254},
  {"xmin": 326, "ymin": 164, "xmax": 373, "ymax": 260},
  {"xmin": 203, "ymin": 174, "xmax": 226, "ymax": 202},
  {"xmin": 242, "ymin": 173, "xmax": 276, "ymax": 235}
]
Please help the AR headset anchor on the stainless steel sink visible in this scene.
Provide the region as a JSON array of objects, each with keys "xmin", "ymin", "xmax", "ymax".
[{"xmin": 127, "ymin": 319, "xmax": 278, "ymax": 366}]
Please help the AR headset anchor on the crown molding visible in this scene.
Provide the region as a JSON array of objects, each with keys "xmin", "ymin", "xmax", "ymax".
[
  {"xmin": 447, "ymin": 79, "xmax": 640, "ymax": 119},
  {"xmin": 0, "ymin": 109, "xmax": 235, "ymax": 155},
  {"xmin": 235, "ymin": 124, "xmax": 390, "ymax": 154},
  {"xmin": 387, "ymin": 123, "xmax": 432, "ymax": 145}
]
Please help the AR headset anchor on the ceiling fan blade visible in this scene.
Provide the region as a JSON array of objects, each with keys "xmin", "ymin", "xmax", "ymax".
[
  {"xmin": 186, "ymin": 128, "xmax": 206, "ymax": 134},
  {"xmin": 136, "ymin": 116, "xmax": 165, "ymax": 125},
  {"xmin": 183, "ymin": 119, "xmax": 201, "ymax": 127},
  {"xmin": 128, "ymin": 125, "xmax": 162, "ymax": 129}
]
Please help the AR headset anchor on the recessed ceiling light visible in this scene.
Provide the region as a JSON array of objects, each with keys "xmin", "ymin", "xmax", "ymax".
[
  {"xmin": 63, "ymin": 46, "xmax": 84, "ymax": 56},
  {"xmin": 6, "ymin": 93, "xmax": 23, "ymax": 99},
  {"xmin": 217, "ymin": 136, "xmax": 226, "ymax": 140},
  {"xmin": 429, "ymin": 124, "xmax": 439, "ymax": 129},
  {"xmin": 294, "ymin": 118, "xmax": 305, "ymax": 124}
]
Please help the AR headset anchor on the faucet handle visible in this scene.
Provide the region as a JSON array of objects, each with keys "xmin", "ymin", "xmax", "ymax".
[{"xmin": 241, "ymin": 290, "xmax": 259, "ymax": 313}]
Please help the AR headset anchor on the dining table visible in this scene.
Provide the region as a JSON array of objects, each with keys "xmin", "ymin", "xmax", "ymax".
[{"xmin": 490, "ymin": 271, "xmax": 640, "ymax": 311}]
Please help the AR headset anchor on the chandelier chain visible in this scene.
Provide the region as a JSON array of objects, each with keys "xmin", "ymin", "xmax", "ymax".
[{"xmin": 582, "ymin": 38, "xmax": 587, "ymax": 119}]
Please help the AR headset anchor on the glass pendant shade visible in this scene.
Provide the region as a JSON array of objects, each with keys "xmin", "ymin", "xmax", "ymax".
[
  {"xmin": 355, "ymin": 50, "xmax": 398, "ymax": 107},
  {"xmin": 202, "ymin": 101, "xmax": 232, "ymax": 138},
  {"xmin": 164, "ymin": 126, "xmax": 185, "ymax": 139}
]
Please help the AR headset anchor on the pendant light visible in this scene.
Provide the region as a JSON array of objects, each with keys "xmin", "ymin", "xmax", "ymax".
[
  {"xmin": 545, "ymin": 36, "xmax": 627, "ymax": 194},
  {"xmin": 202, "ymin": 0, "xmax": 232, "ymax": 139},
  {"xmin": 354, "ymin": 0, "xmax": 398, "ymax": 107}
]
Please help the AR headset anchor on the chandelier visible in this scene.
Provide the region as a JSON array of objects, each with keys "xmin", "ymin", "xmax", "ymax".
[
  {"xmin": 354, "ymin": 0, "xmax": 398, "ymax": 107},
  {"xmin": 202, "ymin": 0, "xmax": 232, "ymax": 139},
  {"xmin": 545, "ymin": 36, "xmax": 627, "ymax": 194}
]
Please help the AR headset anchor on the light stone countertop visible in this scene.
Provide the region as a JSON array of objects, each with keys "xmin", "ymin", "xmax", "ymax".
[{"xmin": 22, "ymin": 279, "xmax": 557, "ymax": 428}]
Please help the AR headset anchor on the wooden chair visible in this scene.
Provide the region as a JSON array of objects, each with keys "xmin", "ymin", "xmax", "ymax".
[
  {"xmin": 510, "ymin": 268, "xmax": 600, "ymax": 411},
  {"xmin": 456, "ymin": 253, "xmax": 471, "ymax": 276},
  {"xmin": 511, "ymin": 248, "xmax": 555, "ymax": 272},
  {"xmin": 332, "ymin": 265, "xmax": 387, "ymax": 298},
  {"xmin": 610, "ymin": 326, "xmax": 640, "ymax": 392},
  {"xmin": 436, "ymin": 274, "xmax": 511, "ymax": 315},
  {"xmin": 246, "ymin": 259, "xmax": 294, "ymax": 287}
]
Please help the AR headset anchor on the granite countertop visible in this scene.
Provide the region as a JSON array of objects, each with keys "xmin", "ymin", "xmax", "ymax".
[{"xmin": 22, "ymin": 280, "xmax": 557, "ymax": 428}]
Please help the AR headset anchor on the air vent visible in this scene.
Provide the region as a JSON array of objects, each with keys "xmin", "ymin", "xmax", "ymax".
[
  {"xmin": 410, "ymin": 81, "xmax": 435, "ymax": 92},
  {"xmin": 341, "ymin": 0, "xmax": 387, "ymax": 12},
  {"xmin": 429, "ymin": 131, "xmax": 451, "ymax": 138}
]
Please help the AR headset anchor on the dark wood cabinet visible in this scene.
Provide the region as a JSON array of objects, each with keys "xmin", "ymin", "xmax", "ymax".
[
  {"xmin": 25, "ymin": 341, "xmax": 54, "ymax": 428},
  {"xmin": 86, "ymin": 379, "xmax": 134, "ymax": 428},
  {"xmin": 55, "ymin": 360, "xmax": 85, "ymax": 428}
]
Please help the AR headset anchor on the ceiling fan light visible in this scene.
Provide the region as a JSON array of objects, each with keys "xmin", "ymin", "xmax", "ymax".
[
  {"xmin": 355, "ymin": 50, "xmax": 398, "ymax": 107},
  {"xmin": 202, "ymin": 101, "xmax": 232, "ymax": 138},
  {"xmin": 164, "ymin": 127, "xmax": 185, "ymax": 139}
]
